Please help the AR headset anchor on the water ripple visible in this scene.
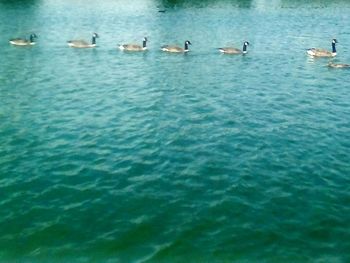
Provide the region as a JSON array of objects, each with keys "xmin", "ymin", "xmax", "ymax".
[{"xmin": 1, "ymin": 1, "xmax": 350, "ymax": 262}]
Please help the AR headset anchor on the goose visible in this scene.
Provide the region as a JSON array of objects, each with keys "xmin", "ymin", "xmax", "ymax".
[
  {"xmin": 67, "ymin": 33, "xmax": 99, "ymax": 48},
  {"xmin": 161, "ymin": 40, "xmax": 191, "ymax": 53},
  {"xmin": 218, "ymin": 41, "xmax": 250, "ymax": 54},
  {"xmin": 9, "ymin": 34, "xmax": 37, "ymax": 46},
  {"xmin": 328, "ymin": 62, "xmax": 350, "ymax": 68},
  {"xmin": 119, "ymin": 37, "xmax": 148, "ymax": 51},
  {"xmin": 307, "ymin": 39, "xmax": 337, "ymax": 57}
]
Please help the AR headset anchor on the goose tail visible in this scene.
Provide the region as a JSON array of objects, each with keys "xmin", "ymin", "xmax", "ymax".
[
  {"xmin": 161, "ymin": 45, "xmax": 169, "ymax": 51},
  {"xmin": 307, "ymin": 49, "xmax": 315, "ymax": 56}
]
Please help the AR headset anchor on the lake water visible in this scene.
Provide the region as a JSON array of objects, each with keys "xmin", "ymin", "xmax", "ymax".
[{"xmin": 1, "ymin": 0, "xmax": 350, "ymax": 262}]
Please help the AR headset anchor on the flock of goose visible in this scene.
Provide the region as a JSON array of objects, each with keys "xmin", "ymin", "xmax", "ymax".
[{"xmin": 8, "ymin": 33, "xmax": 350, "ymax": 68}]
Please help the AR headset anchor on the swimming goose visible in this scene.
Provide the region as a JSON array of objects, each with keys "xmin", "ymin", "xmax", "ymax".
[
  {"xmin": 9, "ymin": 34, "xmax": 37, "ymax": 46},
  {"xmin": 119, "ymin": 37, "xmax": 148, "ymax": 51},
  {"xmin": 218, "ymin": 41, "xmax": 250, "ymax": 54},
  {"xmin": 67, "ymin": 33, "xmax": 99, "ymax": 48},
  {"xmin": 307, "ymin": 39, "xmax": 337, "ymax": 57},
  {"xmin": 161, "ymin": 40, "xmax": 191, "ymax": 53},
  {"xmin": 328, "ymin": 62, "xmax": 350, "ymax": 68}
]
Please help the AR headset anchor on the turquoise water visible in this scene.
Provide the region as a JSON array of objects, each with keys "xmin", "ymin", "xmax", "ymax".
[{"xmin": 1, "ymin": 0, "xmax": 350, "ymax": 262}]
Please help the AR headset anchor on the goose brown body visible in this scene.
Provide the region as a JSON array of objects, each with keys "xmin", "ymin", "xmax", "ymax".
[
  {"xmin": 161, "ymin": 40, "xmax": 191, "ymax": 53},
  {"xmin": 328, "ymin": 62, "xmax": 350, "ymax": 68},
  {"xmin": 67, "ymin": 33, "xmax": 99, "ymax": 48},
  {"xmin": 119, "ymin": 37, "xmax": 148, "ymax": 51},
  {"xmin": 9, "ymin": 34, "xmax": 37, "ymax": 46},
  {"xmin": 218, "ymin": 41, "xmax": 250, "ymax": 54},
  {"xmin": 307, "ymin": 39, "xmax": 337, "ymax": 57}
]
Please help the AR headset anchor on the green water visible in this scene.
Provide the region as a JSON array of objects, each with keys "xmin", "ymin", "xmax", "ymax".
[{"xmin": 1, "ymin": 0, "xmax": 350, "ymax": 262}]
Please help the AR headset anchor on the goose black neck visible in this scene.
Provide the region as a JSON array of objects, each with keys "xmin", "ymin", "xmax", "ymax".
[
  {"xmin": 143, "ymin": 40, "xmax": 147, "ymax": 48},
  {"xmin": 243, "ymin": 44, "xmax": 247, "ymax": 52},
  {"xmin": 184, "ymin": 42, "xmax": 189, "ymax": 51},
  {"xmin": 30, "ymin": 35, "xmax": 35, "ymax": 43},
  {"xmin": 332, "ymin": 42, "xmax": 336, "ymax": 53},
  {"xmin": 92, "ymin": 36, "xmax": 97, "ymax": 45}
]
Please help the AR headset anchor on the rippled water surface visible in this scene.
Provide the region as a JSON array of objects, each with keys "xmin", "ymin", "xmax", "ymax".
[{"xmin": 1, "ymin": 0, "xmax": 350, "ymax": 262}]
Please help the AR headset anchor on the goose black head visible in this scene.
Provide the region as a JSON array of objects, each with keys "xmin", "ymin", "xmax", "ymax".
[
  {"xmin": 242, "ymin": 41, "xmax": 250, "ymax": 53},
  {"xmin": 93, "ymin": 33, "xmax": 99, "ymax": 38},
  {"xmin": 332, "ymin": 39, "xmax": 338, "ymax": 44},
  {"xmin": 29, "ymin": 34, "xmax": 37, "ymax": 42},
  {"xmin": 143, "ymin": 37, "xmax": 148, "ymax": 42},
  {"xmin": 185, "ymin": 40, "xmax": 192, "ymax": 45}
]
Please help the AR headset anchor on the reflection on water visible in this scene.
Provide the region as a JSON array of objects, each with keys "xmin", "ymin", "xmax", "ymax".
[
  {"xmin": 280, "ymin": 0, "xmax": 350, "ymax": 8},
  {"xmin": 2, "ymin": 0, "xmax": 350, "ymax": 10},
  {"xmin": 0, "ymin": 0, "xmax": 41, "ymax": 8},
  {"xmin": 157, "ymin": 0, "xmax": 253, "ymax": 8}
]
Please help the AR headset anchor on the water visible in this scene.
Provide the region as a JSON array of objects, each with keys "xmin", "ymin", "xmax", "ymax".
[{"xmin": 1, "ymin": 0, "xmax": 350, "ymax": 262}]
